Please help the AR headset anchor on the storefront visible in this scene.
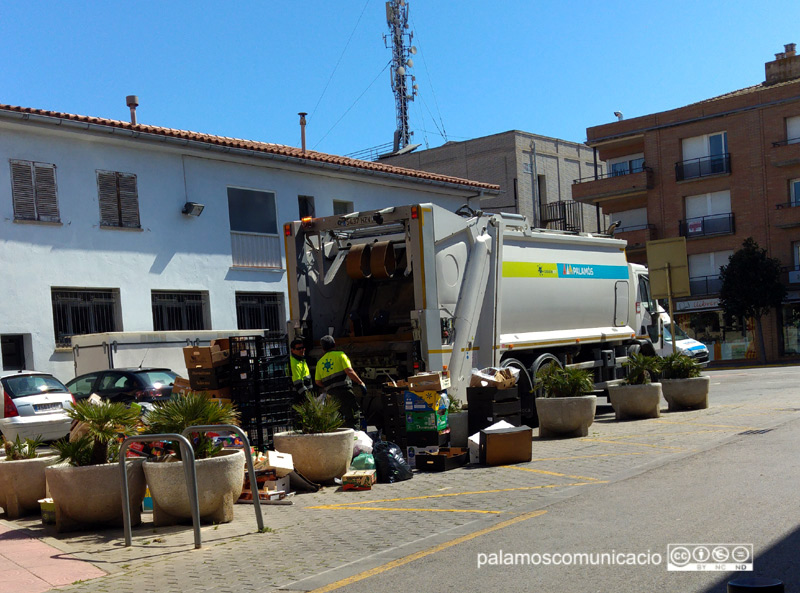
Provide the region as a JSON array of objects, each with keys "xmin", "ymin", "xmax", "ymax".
[
  {"xmin": 780, "ymin": 291, "xmax": 800, "ymax": 356},
  {"xmin": 673, "ymin": 298, "xmax": 756, "ymax": 363}
]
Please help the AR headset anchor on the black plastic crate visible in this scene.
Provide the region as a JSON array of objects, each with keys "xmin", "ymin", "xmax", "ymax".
[{"xmin": 229, "ymin": 335, "xmax": 267, "ymax": 358}]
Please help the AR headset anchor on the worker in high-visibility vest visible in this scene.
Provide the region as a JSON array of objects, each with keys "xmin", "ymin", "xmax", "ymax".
[
  {"xmin": 288, "ymin": 337, "xmax": 313, "ymax": 401},
  {"xmin": 314, "ymin": 335, "xmax": 367, "ymax": 428}
]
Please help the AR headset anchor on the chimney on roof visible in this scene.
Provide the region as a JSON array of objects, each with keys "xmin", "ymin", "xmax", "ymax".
[
  {"xmin": 765, "ymin": 43, "xmax": 800, "ymax": 85},
  {"xmin": 298, "ymin": 112, "xmax": 307, "ymax": 153},
  {"xmin": 126, "ymin": 95, "xmax": 139, "ymax": 125}
]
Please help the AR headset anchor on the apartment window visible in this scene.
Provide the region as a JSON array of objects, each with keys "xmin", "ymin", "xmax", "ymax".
[
  {"xmin": 608, "ymin": 154, "xmax": 645, "ymax": 177},
  {"xmin": 51, "ymin": 288, "xmax": 120, "ymax": 348},
  {"xmin": 790, "ymin": 179, "xmax": 800, "ymax": 206},
  {"xmin": 333, "ymin": 200, "xmax": 354, "ymax": 215},
  {"xmin": 688, "ymin": 251, "xmax": 733, "ymax": 296},
  {"xmin": 97, "ymin": 170, "xmax": 140, "ymax": 228},
  {"xmin": 227, "ymin": 187, "xmax": 281, "ymax": 268},
  {"xmin": 787, "ymin": 116, "xmax": 800, "ymax": 144},
  {"xmin": 236, "ymin": 292, "xmax": 286, "ymax": 337},
  {"xmin": 151, "ymin": 291, "xmax": 208, "ymax": 331},
  {"xmin": 677, "ymin": 132, "xmax": 729, "ymax": 180},
  {"xmin": 681, "ymin": 190, "xmax": 734, "ymax": 237},
  {"xmin": 9, "ymin": 160, "xmax": 60, "ymax": 222},
  {"xmin": 298, "ymin": 195, "xmax": 315, "ymax": 218}
]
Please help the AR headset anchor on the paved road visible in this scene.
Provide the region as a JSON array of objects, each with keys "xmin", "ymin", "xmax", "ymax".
[{"xmin": 1, "ymin": 366, "xmax": 797, "ymax": 593}]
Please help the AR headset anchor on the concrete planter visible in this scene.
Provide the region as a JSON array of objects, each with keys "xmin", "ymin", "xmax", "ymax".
[
  {"xmin": 273, "ymin": 428, "xmax": 355, "ymax": 483},
  {"xmin": 0, "ymin": 454, "xmax": 59, "ymax": 519},
  {"xmin": 661, "ymin": 376, "xmax": 710, "ymax": 411},
  {"xmin": 45, "ymin": 459, "xmax": 146, "ymax": 533},
  {"xmin": 143, "ymin": 448, "xmax": 244, "ymax": 527},
  {"xmin": 608, "ymin": 383, "xmax": 662, "ymax": 421},
  {"xmin": 535, "ymin": 395, "xmax": 597, "ymax": 438}
]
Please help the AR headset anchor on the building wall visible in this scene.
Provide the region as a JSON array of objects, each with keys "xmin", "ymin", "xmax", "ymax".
[
  {"xmin": 0, "ymin": 120, "xmax": 477, "ymax": 381},
  {"xmin": 382, "ymin": 131, "xmax": 606, "ymax": 231}
]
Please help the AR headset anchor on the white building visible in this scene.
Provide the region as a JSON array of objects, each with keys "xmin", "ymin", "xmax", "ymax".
[{"xmin": 0, "ymin": 103, "xmax": 497, "ymax": 382}]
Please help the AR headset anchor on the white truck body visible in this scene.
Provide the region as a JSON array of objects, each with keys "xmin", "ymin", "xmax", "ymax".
[
  {"xmin": 284, "ymin": 204, "xmax": 657, "ymax": 423},
  {"xmin": 70, "ymin": 330, "xmax": 264, "ymax": 380}
]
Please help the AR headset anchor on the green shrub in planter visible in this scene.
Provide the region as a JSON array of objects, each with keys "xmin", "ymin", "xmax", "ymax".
[
  {"xmin": 659, "ymin": 352, "xmax": 702, "ymax": 380},
  {"xmin": 536, "ymin": 364, "xmax": 594, "ymax": 398},
  {"xmin": 623, "ymin": 353, "xmax": 661, "ymax": 385},
  {"xmin": 292, "ymin": 393, "xmax": 343, "ymax": 434}
]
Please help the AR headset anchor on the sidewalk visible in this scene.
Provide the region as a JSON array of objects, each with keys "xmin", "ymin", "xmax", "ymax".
[{"xmin": 1, "ymin": 367, "xmax": 797, "ymax": 593}]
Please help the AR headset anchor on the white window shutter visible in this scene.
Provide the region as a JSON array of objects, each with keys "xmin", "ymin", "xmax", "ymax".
[
  {"xmin": 34, "ymin": 164, "xmax": 60, "ymax": 222},
  {"xmin": 10, "ymin": 160, "xmax": 36, "ymax": 220},
  {"xmin": 117, "ymin": 173, "xmax": 140, "ymax": 228},
  {"xmin": 97, "ymin": 170, "xmax": 120, "ymax": 226}
]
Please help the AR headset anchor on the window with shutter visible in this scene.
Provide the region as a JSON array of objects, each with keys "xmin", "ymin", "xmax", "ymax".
[
  {"xmin": 97, "ymin": 170, "xmax": 140, "ymax": 228},
  {"xmin": 9, "ymin": 160, "xmax": 60, "ymax": 222}
]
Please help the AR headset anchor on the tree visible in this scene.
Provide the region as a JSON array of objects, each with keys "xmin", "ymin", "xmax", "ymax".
[{"xmin": 719, "ymin": 237, "xmax": 786, "ymax": 363}]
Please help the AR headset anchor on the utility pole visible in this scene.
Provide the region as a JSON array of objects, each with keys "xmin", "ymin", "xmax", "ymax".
[{"xmin": 385, "ymin": 0, "xmax": 418, "ymax": 152}]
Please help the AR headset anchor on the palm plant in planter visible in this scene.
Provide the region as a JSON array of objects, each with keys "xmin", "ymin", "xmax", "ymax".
[
  {"xmin": 45, "ymin": 400, "xmax": 145, "ymax": 532},
  {"xmin": 272, "ymin": 393, "xmax": 354, "ymax": 484},
  {"xmin": 607, "ymin": 353, "xmax": 663, "ymax": 421},
  {"xmin": 0, "ymin": 435, "xmax": 59, "ymax": 519},
  {"xmin": 534, "ymin": 365, "xmax": 597, "ymax": 438},
  {"xmin": 142, "ymin": 392, "xmax": 244, "ymax": 526},
  {"xmin": 658, "ymin": 353, "xmax": 709, "ymax": 411}
]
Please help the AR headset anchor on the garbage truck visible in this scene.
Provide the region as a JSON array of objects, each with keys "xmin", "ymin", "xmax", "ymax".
[{"xmin": 283, "ymin": 203, "xmax": 658, "ymax": 424}]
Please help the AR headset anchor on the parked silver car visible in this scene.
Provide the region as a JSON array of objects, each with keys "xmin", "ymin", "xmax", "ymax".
[{"xmin": 0, "ymin": 370, "xmax": 75, "ymax": 442}]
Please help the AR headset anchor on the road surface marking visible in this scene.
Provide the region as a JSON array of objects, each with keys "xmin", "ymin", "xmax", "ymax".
[
  {"xmin": 506, "ymin": 467, "xmax": 601, "ymax": 481},
  {"xmin": 581, "ymin": 438, "xmax": 685, "ymax": 450},
  {"xmin": 529, "ymin": 451, "xmax": 657, "ymax": 461},
  {"xmin": 309, "ymin": 506, "xmax": 503, "ymax": 514},
  {"xmin": 308, "ymin": 510, "xmax": 547, "ymax": 592}
]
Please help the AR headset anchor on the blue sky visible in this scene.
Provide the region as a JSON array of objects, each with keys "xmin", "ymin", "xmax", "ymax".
[{"xmin": 3, "ymin": 1, "xmax": 799, "ymax": 157}]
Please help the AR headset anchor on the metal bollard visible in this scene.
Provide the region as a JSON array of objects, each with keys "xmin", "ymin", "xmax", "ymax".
[{"xmin": 728, "ymin": 577, "xmax": 785, "ymax": 593}]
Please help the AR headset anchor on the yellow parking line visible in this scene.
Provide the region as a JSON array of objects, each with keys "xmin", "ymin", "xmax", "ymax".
[
  {"xmin": 653, "ymin": 420, "xmax": 761, "ymax": 430},
  {"xmin": 581, "ymin": 438, "xmax": 686, "ymax": 450},
  {"xmin": 309, "ymin": 482, "xmax": 607, "ymax": 510},
  {"xmin": 310, "ymin": 506, "xmax": 502, "ymax": 514},
  {"xmin": 308, "ymin": 510, "xmax": 547, "ymax": 592},
  {"xmin": 529, "ymin": 452, "xmax": 657, "ymax": 462},
  {"xmin": 506, "ymin": 467, "xmax": 601, "ymax": 481},
  {"xmin": 603, "ymin": 429, "xmax": 732, "ymax": 439}
]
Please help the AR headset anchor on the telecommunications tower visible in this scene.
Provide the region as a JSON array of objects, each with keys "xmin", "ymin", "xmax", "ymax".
[{"xmin": 385, "ymin": 0, "xmax": 418, "ymax": 153}]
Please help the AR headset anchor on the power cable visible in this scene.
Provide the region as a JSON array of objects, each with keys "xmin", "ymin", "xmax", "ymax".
[
  {"xmin": 312, "ymin": 60, "xmax": 392, "ymax": 150},
  {"xmin": 309, "ymin": 0, "xmax": 372, "ymax": 122}
]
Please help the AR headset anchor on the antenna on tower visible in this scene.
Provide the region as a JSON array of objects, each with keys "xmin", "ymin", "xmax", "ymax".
[{"xmin": 384, "ymin": 0, "xmax": 418, "ymax": 153}]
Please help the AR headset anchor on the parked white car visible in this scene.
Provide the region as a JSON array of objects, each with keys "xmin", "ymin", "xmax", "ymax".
[
  {"xmin": 0, "ymin": 371, "xmax": 75, "ymax": 442},
  {"xmin": 657, "ymin": 314, "xmax": 710, "ymax": 366}
]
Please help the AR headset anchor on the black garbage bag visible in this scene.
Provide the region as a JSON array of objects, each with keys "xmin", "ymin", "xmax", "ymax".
[{"xmin": 372, "ymin": 440, "xmax": 413, "ymax": 483}]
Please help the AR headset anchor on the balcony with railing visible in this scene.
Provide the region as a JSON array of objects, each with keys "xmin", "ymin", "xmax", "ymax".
[
  {"xmin": 230, "ymin": 231, "xmax": 282, "ymax": 269},
  {"xmin": 770, "ymin": 137, "xmax": 800, "ymax": 167},
  {"xmin": 690, "ymin": 275, "xmax": 723, "ymax": 296},
  {"xmin": 571, "ymin": 166, "xmax": 652, "ymax": 205},
  {"xmin": 615, "ymin": 224, "xmax": 656, "ymax": 251},
  {"xmin": 675, "ymin": 153, "xmax": 731, "ymax": 181},
  {"xmin": 679, "ymin": 213, "xmax": 735, "ymax": 238},
  {"xmin": 784, "ymin": 265, "xmax": 800, "ymax": 285},
  {"xmin": 774, "ymin": 201, "xmax": 800, "ymax": 228},
  {"xmin": 540, "ymin": 200, "xmax": 585, "ymax": 232}
]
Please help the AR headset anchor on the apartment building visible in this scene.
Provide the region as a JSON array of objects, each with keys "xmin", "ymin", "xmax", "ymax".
[
  {"xmin": 381, "ymin": 130, "xmax": 608, "ymax": 232},
  {"xmin": 0, "ymin": 102, "xmax": 497, "ymax": 380},
  {"xmin": 572, "ymin": 44, "xmax": 800, "ymax": 364}
]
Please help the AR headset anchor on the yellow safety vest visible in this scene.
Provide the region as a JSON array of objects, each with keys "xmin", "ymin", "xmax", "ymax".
[
  {"xmin": 288, "ymin": 355, "xmax": 312, "ymax": 394},
  {"xmin": 315, "ymin": 351, "xmax": 352, "ymax": 390}
]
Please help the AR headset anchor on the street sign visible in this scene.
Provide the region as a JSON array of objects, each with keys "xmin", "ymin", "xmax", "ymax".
[{"xmin": 646, "ymin": 238, "xmax": 690, "ymax": 299}]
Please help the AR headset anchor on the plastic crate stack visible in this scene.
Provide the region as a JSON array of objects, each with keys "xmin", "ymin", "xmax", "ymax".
[{"xmin": 229, "ymin": 335, "xmax": 294, "ymax": 450}]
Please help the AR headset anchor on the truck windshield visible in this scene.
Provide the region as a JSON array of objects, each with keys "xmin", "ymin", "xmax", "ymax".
[{"xmin": 663, "ymin": 322, "xmax": 689, "ymax": 341}]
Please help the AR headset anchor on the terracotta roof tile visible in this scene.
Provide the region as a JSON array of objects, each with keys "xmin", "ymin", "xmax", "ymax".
[{"xmin": 0, "ymin": 104, "xmax": 499, "ymax": 193}]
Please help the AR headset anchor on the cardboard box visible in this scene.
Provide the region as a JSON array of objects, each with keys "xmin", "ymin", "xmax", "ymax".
[
  {"xmin": 406, "ymin": 409, "xmax": 448, "ymax": 432},
  {"xmin": 407, "ymin": 372, "xmax": 451, "ymax": 392},
  {"xmin": 404, "ymin": 390, "xmax": 447, "ymax": 411},
  {"xmin": 468, "ymin": 420, "xmax": 516, "ymax": 464},
  {"xmin": 182, "ymin": 345, "xmax": 231, "ymax": 369},
  {"xmin": 416, "ymin": 447, "xmax": 469, "ymax": 472},
  {"xmin": 211, "ymin": 338, "xmax": 230, "ymax": 351},
  {"xmin": 261, "ymin": 450, "xmax": 294, "ymax": 478},
  {"xmin": 240, "ymin": 474, "xmax": 291, "ymax": 501},
  {"xmin": 342, "ymin": 469, "xmax": 377, "ymax": 491},
  {"xmin": 405, "ymin": 445, "xmax": 440, "ymax": 469},
  {"xmin": 188, "ymin": 366, "xmax": 230, "ymax": 390},
  {"xmin": 469, "ymin": 367, "xmax": 518, "ymax": 390},
  {"xmin": 172, "ymin": 376, "xmax": 192, "ymax": 397},
  {"xmin": 479, "ymin": 425, "xmax": 533, "ymax": 466}
]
